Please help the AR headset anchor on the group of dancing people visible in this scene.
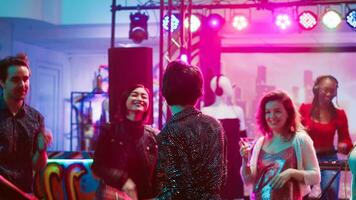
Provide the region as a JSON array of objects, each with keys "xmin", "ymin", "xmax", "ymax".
[
  {"xmin": 0, "ymin": 53, "xmax": 355, "ymax": 200},
  {"xmin": 92, "ymin": 60, "xmax": 355, "ymax": 200}
]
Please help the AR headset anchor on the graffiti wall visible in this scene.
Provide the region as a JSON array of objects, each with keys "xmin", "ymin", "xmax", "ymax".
[{"xmin": 34, "ymin": 152, "xmax": 99, "ymax": 200}]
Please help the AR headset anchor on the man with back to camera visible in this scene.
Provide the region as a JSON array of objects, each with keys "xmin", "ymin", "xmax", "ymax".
[
  {"xmin": 155, "ymin": 61, "xmax": 227, "ymax": 199},
  {"xmin": 0, "ymin": 53, "xmax": 52, "ymax": 197}
]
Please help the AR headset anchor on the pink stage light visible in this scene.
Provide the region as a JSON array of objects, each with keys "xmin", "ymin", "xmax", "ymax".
[
  {"xmin": 206, "ymin": 13, "xmax": 225, "ymax": 31},
  {"xmin": 232, "ymin": 15, "xmax": 249, "ymax": 31},
  {"xmin": 322, "ymin": 10, "xmax": 342, "ymax": 29},
  {"xmin": 180, "ymin": 54, "xmax": 188, "ymax": 63},
  {"xmin": 275, "ymin": 14, "xmax": 292, "ymax": 30},
  {"xmin": 298, "ymin": 11, "xmax": 318, "ymax": 30},
  {"xmin": 184, "ymin": 14, "xmax": 201, "ymax": 32}
]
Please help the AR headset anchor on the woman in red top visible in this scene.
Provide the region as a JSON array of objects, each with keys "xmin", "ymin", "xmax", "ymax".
[{"xmin": 299, "ymin": 75, "xmax": 353, "ymax": 200}]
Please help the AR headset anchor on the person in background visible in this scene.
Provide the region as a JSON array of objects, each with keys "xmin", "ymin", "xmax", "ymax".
[
  {"xmin": 0, "ymin": 53, "xmax": 52, "ymax": 197},
  {"xmin": 240, "ymin": 90, "xmax": 320, "ymax": 199},
  {"xmin": 201, "ymin": 75, "xmax": 247, "ymax": 199},
  {"xmin": 92, "ymin": 84, "xmax": 158, "ymax": 200},
  {"xmin": 299, "ymin": 75, "xmax": 353, "ymax": 200},
  {"xmin": 155, "ymin": 61, "xmax": 227, "ymax": 199}
]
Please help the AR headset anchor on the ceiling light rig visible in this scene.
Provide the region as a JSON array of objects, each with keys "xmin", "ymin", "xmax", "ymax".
[{"xmin": 124, "ymin": 1, "xmax": 356, "ymax": 44}]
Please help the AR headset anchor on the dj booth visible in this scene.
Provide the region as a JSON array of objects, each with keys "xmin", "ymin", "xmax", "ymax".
[{"xmin": 318, "ymin": 160, "xmax": 350, "ymax": 199}]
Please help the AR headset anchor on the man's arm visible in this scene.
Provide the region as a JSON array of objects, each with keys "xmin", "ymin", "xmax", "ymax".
[
  {"xmin": 32, "ymin": 116, "xmax": 51, "ymax": 171},
  {"xmin": 32, "ymin": 132, "xmax": 48, "ymax": 171}
]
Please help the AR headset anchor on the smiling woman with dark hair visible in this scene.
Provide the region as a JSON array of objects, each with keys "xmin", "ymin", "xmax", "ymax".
[{"xmin": 92, "ymin": 84, "xmax": 158, "ymax": 200}]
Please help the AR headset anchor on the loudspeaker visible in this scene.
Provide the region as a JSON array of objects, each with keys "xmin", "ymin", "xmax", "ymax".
[{"xmin": 108, "ymin": 47, "xmax": 153, "ymax": 123}]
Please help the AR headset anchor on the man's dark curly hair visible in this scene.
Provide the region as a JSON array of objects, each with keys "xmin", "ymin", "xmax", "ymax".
[
  {"xmin": 0, "ymin": 53, "xmax": 30, "ymax": 82},
  {"xmin": 162, "ymin": 61, "xmax": 203, "ymax": 106}
]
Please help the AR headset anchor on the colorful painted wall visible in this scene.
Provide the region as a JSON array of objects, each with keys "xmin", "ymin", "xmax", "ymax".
[{"xmin": 34, "ymin": 152, "xmax": 99, "ymax": 200}]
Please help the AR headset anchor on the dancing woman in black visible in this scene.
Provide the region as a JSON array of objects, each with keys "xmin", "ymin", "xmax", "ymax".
[{"xmin": 92, "ymin": 84, "xmax": 158, "ymax": 200}]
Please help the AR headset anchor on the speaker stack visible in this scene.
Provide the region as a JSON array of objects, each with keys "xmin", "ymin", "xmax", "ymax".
[{"xmin": 108, "ymin": 47, "xmax": 153, "ymax": 123}]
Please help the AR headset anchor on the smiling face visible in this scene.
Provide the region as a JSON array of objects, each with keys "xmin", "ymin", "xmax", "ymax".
[
  {"xmin": 317, "ymin": 77, "xmax": 337, "ymax": 105},
  {"xmin": 0, "ymin": 65, "xmax": 30, "ymax": 102},
  {"xmin": 125, "ymin": 86, "xmax": 149, "ymax": 118},
  {"xmin": 265, "ymin": 100, "xmax": 288, "ymax": 133}
]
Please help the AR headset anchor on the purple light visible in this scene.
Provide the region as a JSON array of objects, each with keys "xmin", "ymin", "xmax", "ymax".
[
  {"xmin": 206, "ymin": 13, "xmax": 225, "ymax": 31},
  {"xmin": 275, "ymin": 14, "xmax": 292, "ymax": 30},
  {"xmin": 211, "ymin": 19, "xmax": 218, "ymax": 26}
]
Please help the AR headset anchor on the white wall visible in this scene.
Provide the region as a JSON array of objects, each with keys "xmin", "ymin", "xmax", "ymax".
[
  {"xmin": 68, "ymin": 54, "xmax": 108, "ymax": 92},
  {"xmin": 0, "ymin": 20, "xmax": 13, "ymax": 58},
  {"xmin": 0, "ymin": 0, "xmax": 61, "ymax": 24}
]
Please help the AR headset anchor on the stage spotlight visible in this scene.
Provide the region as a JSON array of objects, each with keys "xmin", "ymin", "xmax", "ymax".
[
  {"xmin": 275, "ymin": 14, "xmax": 292, "ymax": 30},
  {"xmin": 184, "ymin": 14, "xmax": 201, "ymax": 32},
  {"xmin": 298, "ymin": 11, "xmax": 318, "ymax": 30},
  {"xmin": 346, "ymin": 10, "xmax": 356, "ymax": 29},
  {"xmin": 129, "ymin": 12, "xmax": 149, "ymax": 43},
  {"xmin": 163, "ymin": 14, "xmax": 180, "ymax": 32},
  {"xmin": 232, "ymin": 14, "xmax": 249, "ymax": 31},
  {"xmin": 206, "ymin": 13, "xmax": 225, "ymax": 31},
  {"xmin": 180, "ymin": 54, "xmax": 188, "ymax": 63},
  {"xmin": 322, "ymin": 10, "xmax": 341, "ymax": 29}
]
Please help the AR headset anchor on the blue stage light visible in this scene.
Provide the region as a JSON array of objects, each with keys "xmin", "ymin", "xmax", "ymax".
[
  {"xmin": 346, "ymin": 10, "xmax": 356, "ymax": 29},
  {"xmin": 163, "ymin": 14, "xmax": 180, "ymax": 32}
]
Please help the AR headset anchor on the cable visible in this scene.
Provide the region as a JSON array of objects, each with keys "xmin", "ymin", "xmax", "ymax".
[
  {"xmin": 343, "ymin": 158, "xmax": 348, "ymax": 199},
  {"xmin": 344, "ymin": 145, "xmax": 356, "ymax": 199}
]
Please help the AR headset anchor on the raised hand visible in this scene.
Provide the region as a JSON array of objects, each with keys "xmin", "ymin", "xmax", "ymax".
[
  {"xmin": 122, "ymin": 178, "xmax": 138, "ymax": 200},
  {"xmin": 239, "ymin": 139, "xmax": 252, "ymax": 163}
]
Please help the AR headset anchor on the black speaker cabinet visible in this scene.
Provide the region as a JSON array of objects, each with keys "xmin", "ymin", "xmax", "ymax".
[{"xmin": 108, "ymin": 47, "xmax": 153, "ymax": 123}]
